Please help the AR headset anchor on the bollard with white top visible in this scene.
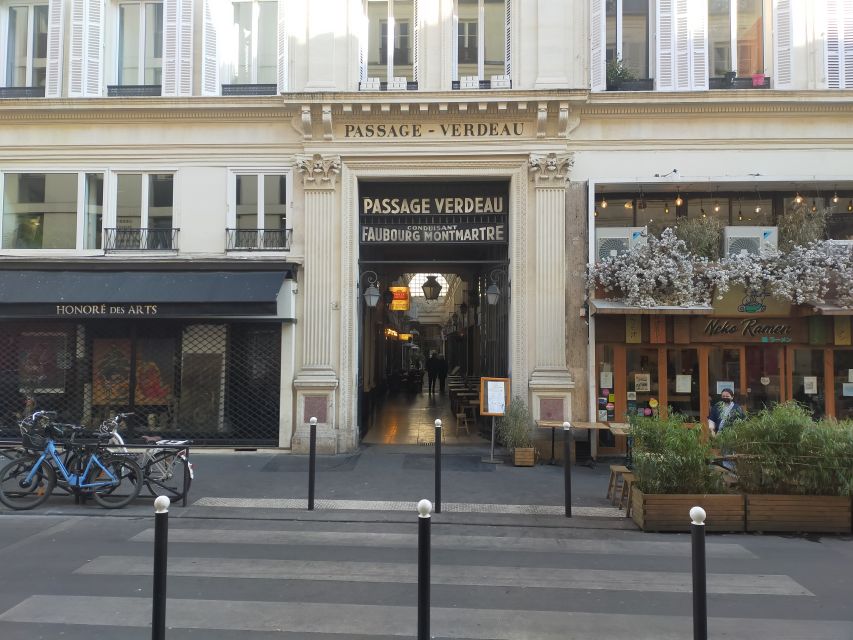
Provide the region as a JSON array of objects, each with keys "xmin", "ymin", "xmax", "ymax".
[
  {"xmin": 690, "ymin": 506, "xmax": 707, "ymax": 640},
  {"xmin": 152, "ymin": 495, "xmax": 170, "ymax": 640},
  {"xmin": 417, "ymin": 499, "xmax": 432, "ymax": 640},
  {"xmin": 308, "ymin": 417, "xmax": 317, "ymax": 511},
  {"xmin": 563, "ymin": 421, "xmax": 572, "ymax": 518},
  {"xmin": 434, "ymin": 419, "xmax": 442, "ymax": 513}
]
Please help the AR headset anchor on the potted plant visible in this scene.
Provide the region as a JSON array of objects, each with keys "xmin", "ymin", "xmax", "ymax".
[
  {"xmin": 606, "ymin": 57, "xmax": 636, "ymax": 91},
  {"xmin": 717, "ymin": 403, "xmax": 853, "ymax": 533},
  {"xmin": 630, "ymin": 414, "xmax": 744, "ymax": 532},
  {"xmin": 496, "ymin": 397, "xmax": 535, "ymax": 466}
]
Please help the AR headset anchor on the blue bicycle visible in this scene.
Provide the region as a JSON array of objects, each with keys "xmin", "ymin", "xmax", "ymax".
[{"xmin": 0, "ymin": 411, "xmax": 142, "ymax": 510}]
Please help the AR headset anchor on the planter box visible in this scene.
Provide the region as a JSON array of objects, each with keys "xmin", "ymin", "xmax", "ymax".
[
  {"xmin": 513, "ymin": 447, "xmax": 535, "ymax": 467},
  {"xmin": 631, "ymin": 487, "xmax": 745, "ymax": 532},
  {"xmin": 746, "ymin": 495, "xmax": 852, "ymax": 534}
]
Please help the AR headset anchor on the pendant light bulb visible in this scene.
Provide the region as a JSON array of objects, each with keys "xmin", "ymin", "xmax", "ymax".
[
  {"xmin": 713, "ymin": 200, "xmax": 720, "ymax": 213},
  {"xmin": 794, "ymin": 192, "xmax": 803, "ymax": 204},
  {"xmin": 848, "ymin": 199, "xmax": 853, "ymax": 213},
  {"xmin": 601, "ymin": 198, "xmax": 608, "ymax": 209},
  {"xmin": 755, "ymin": 204, "xmax": 762, "ymax": 214},
  {"xmin": 833, "ymin": 188, "xmax": 839, "ymax": 204},
  {"xmin": 664, "ymin": 203, "xmax": 670, "ymax": 214},
  {"xmin": 674, "ymin": 189, "xmax": 683, "ymax": 207},
  {"xmin": 811, "ymin": 200, "xmax": 818, "ymax": 213}
]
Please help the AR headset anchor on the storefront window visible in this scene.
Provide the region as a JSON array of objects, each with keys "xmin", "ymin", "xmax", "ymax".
[
  {"xmin": 627, "ymin": 348, "xmax": 658, "ymax": 417},
  {"xmin": 835, "ymin": 350, "xmax": 853, "ymax": 420},
  {"xmin": 792, "ymin": 348, "xmax": 825, "ymax": 417},
  {"xmin": 667, "ymin": 348, "xmax": 699, "ymax": 421},
  {"xmin": 709, "ymin": 347, "xmax": 740, "ymax": 404},
  {"xmin": 597, "ymin": 344, "xmax": 616, "ymax": 448},
  {"xmin": 744, "ymin": 346, "xmax": 781, "ymax": 413}
]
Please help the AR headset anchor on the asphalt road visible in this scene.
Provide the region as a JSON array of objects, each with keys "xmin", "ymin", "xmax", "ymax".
[{"xmin": 0, "ymin": 509, "xmax": 852, "ymax": 639}]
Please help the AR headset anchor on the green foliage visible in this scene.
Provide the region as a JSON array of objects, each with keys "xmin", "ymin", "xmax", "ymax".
[
  {"xmin": 778, "ymin": 200, "xmax": 828, "ymax": 251},
  {"xmin": 630, "ymin": 414, "xmax": 726, "ymax": 494},
  {"xmin": 606, "ymin": 57, "xmax": 636, "ymax": 88},
  {"xmin": 496, "ymin": 397, "xmax": 534, "ymax": 451},
  {"xmin": 716, "ymin": 402, "xmax": 853, "ymax": 495},
  {"xmin": 673, "ymin": 216, "xmax": 724, "ymax": 260}
]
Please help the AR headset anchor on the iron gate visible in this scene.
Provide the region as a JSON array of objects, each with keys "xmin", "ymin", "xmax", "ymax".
[{"xmin": 0, "ymin": 320, "xmax": 281, "ymax": 444}]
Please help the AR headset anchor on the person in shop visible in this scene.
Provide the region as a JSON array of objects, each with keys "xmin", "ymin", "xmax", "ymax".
[
  {"xmin": 708, "ymin": 388, "xmax": 746, "ymax": 436},
  {"xmin": 426, "ymin": 352, "xmax": 438, "ymax": 395},
  {"xmin": 436, "ymin": 354, "xmax": 448, "ymax": 393}
]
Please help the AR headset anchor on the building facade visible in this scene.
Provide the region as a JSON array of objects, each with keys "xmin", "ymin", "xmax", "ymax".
[{"xmin": 0, "ymin": 0, "xmax": 851, "ymax": 452}]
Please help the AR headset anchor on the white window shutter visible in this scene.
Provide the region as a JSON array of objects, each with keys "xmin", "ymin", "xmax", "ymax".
[
  {"xmin": 277, "ymin": 0, "xmax": 287, "ymax": 92},
  {"xmin": 656, "ymin": 0, "xmax": 675, "ymax": 90},
  {"xmin": 163, "ymin": 0, "xmax": 178, "ymax": 95},
  {"xmin": 674, "ymin": 0, "xmax": 690, "ymax": 90},
  {"xmin": 413, "ymin": 0, "xmax": 419, "ymax": 82},
  {"xmin": 69, "ymin": 0, "xmax": 103, "ymax": 97},
  {"xmin": 826, "ymin": 0, "xmax": 843, "ymax": 88},
  {"xmin": 504, "ymin": 0, "xmax": 511, "ymax": 78},
  {"xmin": 178, "ymin": 0, "xmax": 193, "ymax": 95},
  {"xmin": 46, "ymin": 0, "xmax": 65, "ymax": 97},
  {"xmin": 590, "ymin": 0, "xmax": 605, "ymax": 91},
  {"xmin": 452, "ymin": 11, "xmax": 458, "ymax": 81},
  {"xmin": 773, "ymin": 0, "xmax": 793, "ymax": 88},
  {"xmin": 359, "ymin": 11, "xmax": 367, "ymax": 84},
  {"xmin": 85, "ymin": 0, "xmax": 103, "ymax": 95},
  {"xmin": 845, "ymin": 1, "xmax": 853, "ymax": 88},
  {"xmin": 689, "ymin": 0, "xmax": 708, "ymax": 90},
  {"xmin": 201, "ymin": 0, "xmax": 218, "ymax": 95}
]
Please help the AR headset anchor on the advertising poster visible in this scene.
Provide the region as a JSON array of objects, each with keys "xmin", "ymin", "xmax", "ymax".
[
  {"xmin": 93, "ymin": 339, "xmax": 131, "ymax": 405},
  {"xmin": 676, "ymin": 375, "xmax": 692, "ymax": 393},
  {"xmin": 803, "ymin": 376, "xmax": 818, "ymax": 395},
  {"xmin": 634, "ymin": 373, "xmax": 650, "ymax": 392}
]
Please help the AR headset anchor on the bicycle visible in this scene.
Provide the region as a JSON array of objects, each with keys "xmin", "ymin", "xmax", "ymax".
[
  {"xmin": 99, "ymin": 413, "xmax": 193, "ymax": 503},
  {"xmin": 0, "ymin": 411, "xmax": 142, "ymax": 510}
]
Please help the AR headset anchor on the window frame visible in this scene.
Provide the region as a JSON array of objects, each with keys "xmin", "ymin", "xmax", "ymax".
[
  {"xmin": 453, "ymin": 0, "xmax": 509, "ymax": 83},
  {"xmin": 227, "ymin": 169, "xmax": 292, "ymax": 251},
  {"xmin": 605, "ymin": 0, "xmax": 651, "ymax": 80},
  {"xmin": 3, "ymin": 2, "xmax": 49, "ymax": 88},
  {"xmin": 228, "ymin": 0, "xmax": 277, "ymax": 85},
  {"xmin": 115, "ymin": 0, "xmax": 163, "ymax": 87},
  {"xmin": 708, "ymin": 0, "xmax": 764, "ymax": 78},
  {"xmin": 108, "ymin": 170, "xmax": 176, "ymax": 250},
  {"xmin": 364, "ymin": 0, "xmax": 416, "ymax": 86},
  {"xmin": 0, "ymin": 169, "xmax": 108, "ymax": 253}
]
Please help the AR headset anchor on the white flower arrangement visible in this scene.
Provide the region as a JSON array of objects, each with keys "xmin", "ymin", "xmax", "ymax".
[{"xmin": 588, "ymin": 231, "xmax": 853, "ymax": 309}]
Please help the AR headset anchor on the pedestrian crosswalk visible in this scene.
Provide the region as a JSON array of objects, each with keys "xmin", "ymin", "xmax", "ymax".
[{"xmin": 0, "ymin": 516, "xmax": 850, "ymax": 639}]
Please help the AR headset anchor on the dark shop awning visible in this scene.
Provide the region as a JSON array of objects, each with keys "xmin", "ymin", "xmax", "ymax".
[{"xmin": 0, "ymin": 270, "xmax": 296, "ymax": 320}]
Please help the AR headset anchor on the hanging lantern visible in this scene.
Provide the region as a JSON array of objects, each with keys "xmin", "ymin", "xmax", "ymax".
[{"xmin": 421, "ymin": 275, "xmax": 442, "ymax": 300}]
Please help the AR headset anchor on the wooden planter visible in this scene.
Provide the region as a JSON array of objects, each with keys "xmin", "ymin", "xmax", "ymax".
[
  {"xmin": 746, "ymin": 495, "xmax": 852, "ymax": 534},
  {"xmin": 631, "ymin": 487, "xmax": 745, "ymax": 532},
  {"xmin": 513, "ymin": 447, "xmax": 535, "ymax": 467}
]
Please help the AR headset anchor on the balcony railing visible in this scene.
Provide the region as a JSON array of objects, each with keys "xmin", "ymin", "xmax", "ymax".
[
  {"xmin": 226, "ymin": 228, "xmax": 293, "ymax": 251},
  {"xmin": 104, "ymin": 228, "xmax": 179, "ymax": 252},
  {"xmin": 0, "ymin": 86, "xmax": 45, "ymax": 98},
  {"xmin": 106, "ymin": 85, "xmax": 162, "ymax": 97}
]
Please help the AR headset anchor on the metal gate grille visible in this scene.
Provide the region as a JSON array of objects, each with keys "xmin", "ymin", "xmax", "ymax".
[{"xmin": 0, "ymin": 321, "xmax": 281, "ymax": 445}]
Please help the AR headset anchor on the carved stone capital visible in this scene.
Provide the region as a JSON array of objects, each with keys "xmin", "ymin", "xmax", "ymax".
[
  {"xmin": 528, "ymin": 152, "xmax": 574, "ymax": 185},
  {"xmin": 296, "ymin": 154, "xmax": 341, "ymax": 189}
]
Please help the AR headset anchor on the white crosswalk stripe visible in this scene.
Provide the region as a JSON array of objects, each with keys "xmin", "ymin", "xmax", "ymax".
[{"xmin": 0, "ymin": 520, "xmax": 846, "ymax": 639}]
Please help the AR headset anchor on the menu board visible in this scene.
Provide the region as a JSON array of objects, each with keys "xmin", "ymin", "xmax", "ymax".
[{"xmin": 480, "ymin": 377, "xmax": 511, "ymax": 416}]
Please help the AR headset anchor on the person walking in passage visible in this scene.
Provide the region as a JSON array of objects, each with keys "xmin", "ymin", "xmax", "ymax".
[
  {"xmin": 436, "ymin": 354, "xmax": 448, "ymax": 393},
  {"xmin": 426, "ymin": 352, "xmax": 438, "ymax": 395}
]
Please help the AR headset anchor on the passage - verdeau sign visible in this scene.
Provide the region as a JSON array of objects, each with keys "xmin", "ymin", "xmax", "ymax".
[{"xmin": 359, "ymin": 181, "xmax": 509, "ymax": 245}]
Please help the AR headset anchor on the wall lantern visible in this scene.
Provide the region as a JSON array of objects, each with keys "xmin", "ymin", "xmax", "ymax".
[
  {"xmin": 486, "ymin": 267, "xmax": 507, "ymax": 306},
  {"xmin": 421, "ymin": 275, "xmax": 442, "ymax": 300},
  {"xmin": 362, "ymin": 270, "xmax": 381, "ymax": 308}
]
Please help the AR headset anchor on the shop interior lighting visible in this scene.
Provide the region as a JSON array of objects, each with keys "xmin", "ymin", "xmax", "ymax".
[
  {"xmin": 674, "ymin": 188, "xmax": 683, "ymax": 207},
  {"xmin": 663, "ymin": 203, "xmax": 670, "ymax": 214},
  {"xmin": 737, "ymin": 198, "xmax": 743, "ymax": 222},
  {"xmin": 794, "ymin": 191, "xmax": 803, "ymax": 204},
  {"xmin": 811, "ymin": 200, "xmax": 818, "ymax": 213},
  {"xmin": 832, "ymin": 186, "xmax": 839, "ymax": 204},
  {"xmin": 623, "ymin": 200, "xmax": 633, "ymax": 209},
  {"xmin": 848, "ymin": 199, "xmax": 853, "ymax": 213},
  {"xmin": 754, "ymin": 187, "xmax": 762, "ymax": 214},
  {"xmin": 600, "ymin": 187, "xmax": 608, "ymax": 209}
]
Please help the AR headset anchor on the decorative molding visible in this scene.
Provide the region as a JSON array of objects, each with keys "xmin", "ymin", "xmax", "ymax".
[
  {"xmin": 301, "ymin": 105, "xmax": 312, "ymax": 139},
  {"xmin": 536, "ymin": 102, "xmax": 548, "ymax": 138},
  {"xmin": 528, "ymin": 152, "xmax": 574, "ymax": 185},
  {"xmin": 296, "ymin": 154, "xmax": 341, "ymax": 188},
  {"xmin": 339, "ymin": 166, "xmax": 357, "ymax": 452},
  {"xmin": 322, "ymin": 104, "xmax": 333, "ymax": 140}
]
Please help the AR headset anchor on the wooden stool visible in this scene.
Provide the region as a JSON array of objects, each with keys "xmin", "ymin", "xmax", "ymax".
[
  {"xmin": 619, "ymin": 472, "xmax": 636, "ymax": 513},
  {"xmin": 607, "ymin": 465, "xmax": 630, "ymax": 503},
  {"xmin": 455, "ymin": 408, "xmax": 473, "ymax": 436}
]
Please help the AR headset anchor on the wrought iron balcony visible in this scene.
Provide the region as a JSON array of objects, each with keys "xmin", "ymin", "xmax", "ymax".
[
  {"xmin": 104, "ymin": 228, "xmax": 179, "ymax": 252},
  {"xmin": 226, "ymin": 228, "xmax": 293, "ymax": 251}
]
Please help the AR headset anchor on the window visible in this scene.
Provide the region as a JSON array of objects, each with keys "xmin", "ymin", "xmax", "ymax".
[
  {"xmin": 826, "ymin": 0, "xmax": 853, "ymax": 89},
  {"xmin": 112, "ymin": 173, "xmax": 174, "ymax": 249},
  {"xmin": 708, "ymin": 0, "xmax": 763, "ymax": 78},
  {"xmin": 605, "ymin": 0, "xmax": 650, "ymax": 79},
  {"xmin": 455, "ymin": 0, "xmax": 508, "ymax": 83},
  {"xmin": 1, "ymin": 172, "xmax": 104, "ymax": 250},
  {"xmin": 229, "ymin": 1, "xmax": 277, "ymax": 84},
  {"xmin": 5, "ymin": 3, "xmax": 48, "ymax": 87},
  {"xmin": 366, "ymin": 0, "xmax": 415, "ymax": 84},
  {"xmin": 118, "ymin": 1, "xmax": 163, "ymax": 86},
  {"xmin": 229, "ymin": 173, "xmax": 290, "ymax": 250}
]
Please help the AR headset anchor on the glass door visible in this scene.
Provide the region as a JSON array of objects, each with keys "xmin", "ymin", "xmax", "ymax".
[
  {"xmin": 834, "ymin": 349, "xmax": 853, "ymax": 420},
  {"xmin": 792, "ymin": 348, "xmax": 825, "ymax": 417},
  {"xmin": 744, "ymin": 346, "xmax": 783, "ymax": 413}
]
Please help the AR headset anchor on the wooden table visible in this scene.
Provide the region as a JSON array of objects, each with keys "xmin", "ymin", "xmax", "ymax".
[
  {"xmin": 571, "ymin": 421, "xmax": 631, "ymax": 463},
  {"xmin": 536, "ymin": 420, "xmax": 573, "ymax": 465}
]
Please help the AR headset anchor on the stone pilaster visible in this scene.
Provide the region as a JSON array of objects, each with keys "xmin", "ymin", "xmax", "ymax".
[
  {"xmin": 292, "ymin": 154, "xmax": 341, "ymax": 453},
  {"xmin": 527, "ymin": 153, "xmax": 575, "ymax": 425}
]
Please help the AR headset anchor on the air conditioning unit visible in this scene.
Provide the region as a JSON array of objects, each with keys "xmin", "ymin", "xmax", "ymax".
[
  {"xmin": 723, "ymin": 226, "xmax": 778, "ymax": 257},
  {"xmin": 594, "ymin": 227, "xmax": 647, "ymax": 261},
  {"xmin": 387, "ymin": 76, "xmax": 407, "ymax": 91},
  {"xmin": 460, "ymin": 75, "xmax": 480, "ymax": 89},
  {"xmin": 360, "ymin": 77, "xmax": 380, "ymax": 91},
  {"xmin": 490, "ymin": 74, "xmax": 511, "ymax": 89}
]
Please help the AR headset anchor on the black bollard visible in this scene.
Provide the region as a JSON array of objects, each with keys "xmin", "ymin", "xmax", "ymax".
[
  {"xmin": 308, "ymin": 417, "xmax": 317, "ymax": 511},
  {"xmin": 434, "ymin": 419, "xmax": 442, "ymax": 514},
  {"xmin": 152, "ymin": 495, "xmax": 170, "ymax": 640},
  {"xmin": 563, "ymin": 422, "xmax": 572, "ymax": 518},
  {"xmin": 417, "ymin": 499, "xmax": 432, "ymax": 640},
  {"xmin": 691, "ymin": 506, "xmax": 708, "ymax": 640}
]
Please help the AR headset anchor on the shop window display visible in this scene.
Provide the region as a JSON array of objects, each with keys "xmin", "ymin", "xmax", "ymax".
[
  {"xmin": 835, "ymin": 350, "xmax": 853, "ymax": 420},
  {"xmin": 667, "ymin": 348, "xmax": 699, "ymax": 421},
  {"xmin": 792, "ymin": 348, "xmax": 825, "ymax": 417}
]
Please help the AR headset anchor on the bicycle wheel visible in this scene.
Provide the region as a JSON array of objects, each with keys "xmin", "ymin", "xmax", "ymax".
[
  {"xmin": 0, "ymin": 455, "xmax": 56, "ymax": 510},
  {"xmin": 88, "ymin": 455, "xmax": 142, "ymax": 509},
  {"xmin": 144, "ymin": 451, "xmax": 191, "ymax": 501}
]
